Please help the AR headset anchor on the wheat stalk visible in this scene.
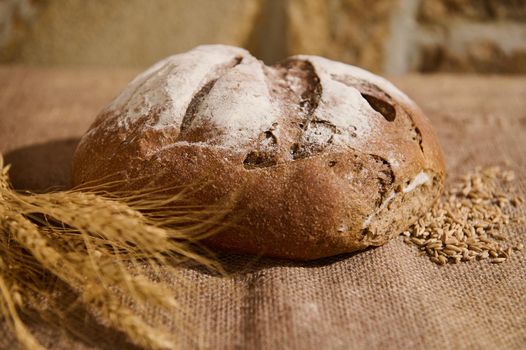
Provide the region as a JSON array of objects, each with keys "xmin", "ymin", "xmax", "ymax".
[{"xmin": 0, "ymin": 153, "xmax": 227, "ymax": 350}]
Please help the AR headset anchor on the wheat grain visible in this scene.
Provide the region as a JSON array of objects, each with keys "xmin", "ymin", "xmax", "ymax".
[{"xmin": 403, "ymin": 167, "xmax": 523, "ymax": 265}]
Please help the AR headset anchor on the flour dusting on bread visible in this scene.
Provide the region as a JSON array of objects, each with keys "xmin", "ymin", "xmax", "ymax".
[{"xmin": 106, "ymin": 45, "xmax": 252, "ymax": 131}]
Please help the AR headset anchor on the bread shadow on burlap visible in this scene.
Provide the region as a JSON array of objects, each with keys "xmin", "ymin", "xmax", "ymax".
[
  {"xmin": 4, "ymin": 138, "xmax": 80, "ymax": 192},
  {"xmin": 183, "ymin": 245, "xmax": 380, "ymax": 278}
]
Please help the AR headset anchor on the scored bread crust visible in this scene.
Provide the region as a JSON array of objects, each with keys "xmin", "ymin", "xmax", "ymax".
[{"xmin": 72, "ymin": 45, "xmax": 445, "ymax": 260}]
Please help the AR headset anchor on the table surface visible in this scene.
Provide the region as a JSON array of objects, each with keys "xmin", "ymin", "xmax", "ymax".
[{"xmin": 1, "ymin": 66, "xmax": 525, "ymax": 350}]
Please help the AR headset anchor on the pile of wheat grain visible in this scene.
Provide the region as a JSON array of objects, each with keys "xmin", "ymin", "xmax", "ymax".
[{"xmin": 403, "ymin": 166, "xmax": 524, "ymax": 265}]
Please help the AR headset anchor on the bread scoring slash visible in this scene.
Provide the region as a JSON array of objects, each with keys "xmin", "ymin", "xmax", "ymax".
[{"xmin": 73, "ymin": 45, "xmax": 445, "ymax": 260}]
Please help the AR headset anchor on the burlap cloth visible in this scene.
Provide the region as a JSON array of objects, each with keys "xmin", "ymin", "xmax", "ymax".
[{"xmin": 0, "ymin": 66, "xmax": 525, "ymax": 349}]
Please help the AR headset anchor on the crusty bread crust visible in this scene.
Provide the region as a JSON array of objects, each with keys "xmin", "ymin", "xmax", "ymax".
[{"xmin": 72, "ymin": 45, "xmax": 445, "ymax": 260}]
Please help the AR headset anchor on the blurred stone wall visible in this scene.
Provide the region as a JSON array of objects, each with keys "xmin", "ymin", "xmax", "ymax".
[
  {"xmin": 1, "ymin": 0, "xmax": 525, "ymax": 74},
  {"xmin": 415, "ymin": 0, "xmax": 526, "ymax": 73},
  {"xmin": 286, "ymin": 0, "xmax": 526, "ymax": 74},
  {"xmin": 0, "ymin": 0, "xmax": 261, "ymax": 67}
]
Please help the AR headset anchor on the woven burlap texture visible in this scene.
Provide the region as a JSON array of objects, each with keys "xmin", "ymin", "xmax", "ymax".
[{"xmin": 0, "ymin": 67, "xmax": 525, "ymax": 349}]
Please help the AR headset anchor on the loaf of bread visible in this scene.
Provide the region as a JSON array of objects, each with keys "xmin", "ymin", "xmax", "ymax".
[{"xmin": 73, "ymin": 45, "xmax": 445, "ymax": 260}]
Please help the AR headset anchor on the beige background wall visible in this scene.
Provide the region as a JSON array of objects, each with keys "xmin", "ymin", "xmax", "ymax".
[{"xmin": 1, "ymin": 0, "xmax": 525, "ymax": 74}]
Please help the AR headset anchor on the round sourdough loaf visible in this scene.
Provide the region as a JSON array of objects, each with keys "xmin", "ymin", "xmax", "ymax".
[{"xmin": 73, "ymin": 45, "xmax": 445, "ymax": 260}]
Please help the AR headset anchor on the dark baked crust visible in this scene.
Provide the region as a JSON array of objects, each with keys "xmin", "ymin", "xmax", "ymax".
[{"xmin": 72, "ymin": 45, "xmax": 445, "ymax": 260}]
